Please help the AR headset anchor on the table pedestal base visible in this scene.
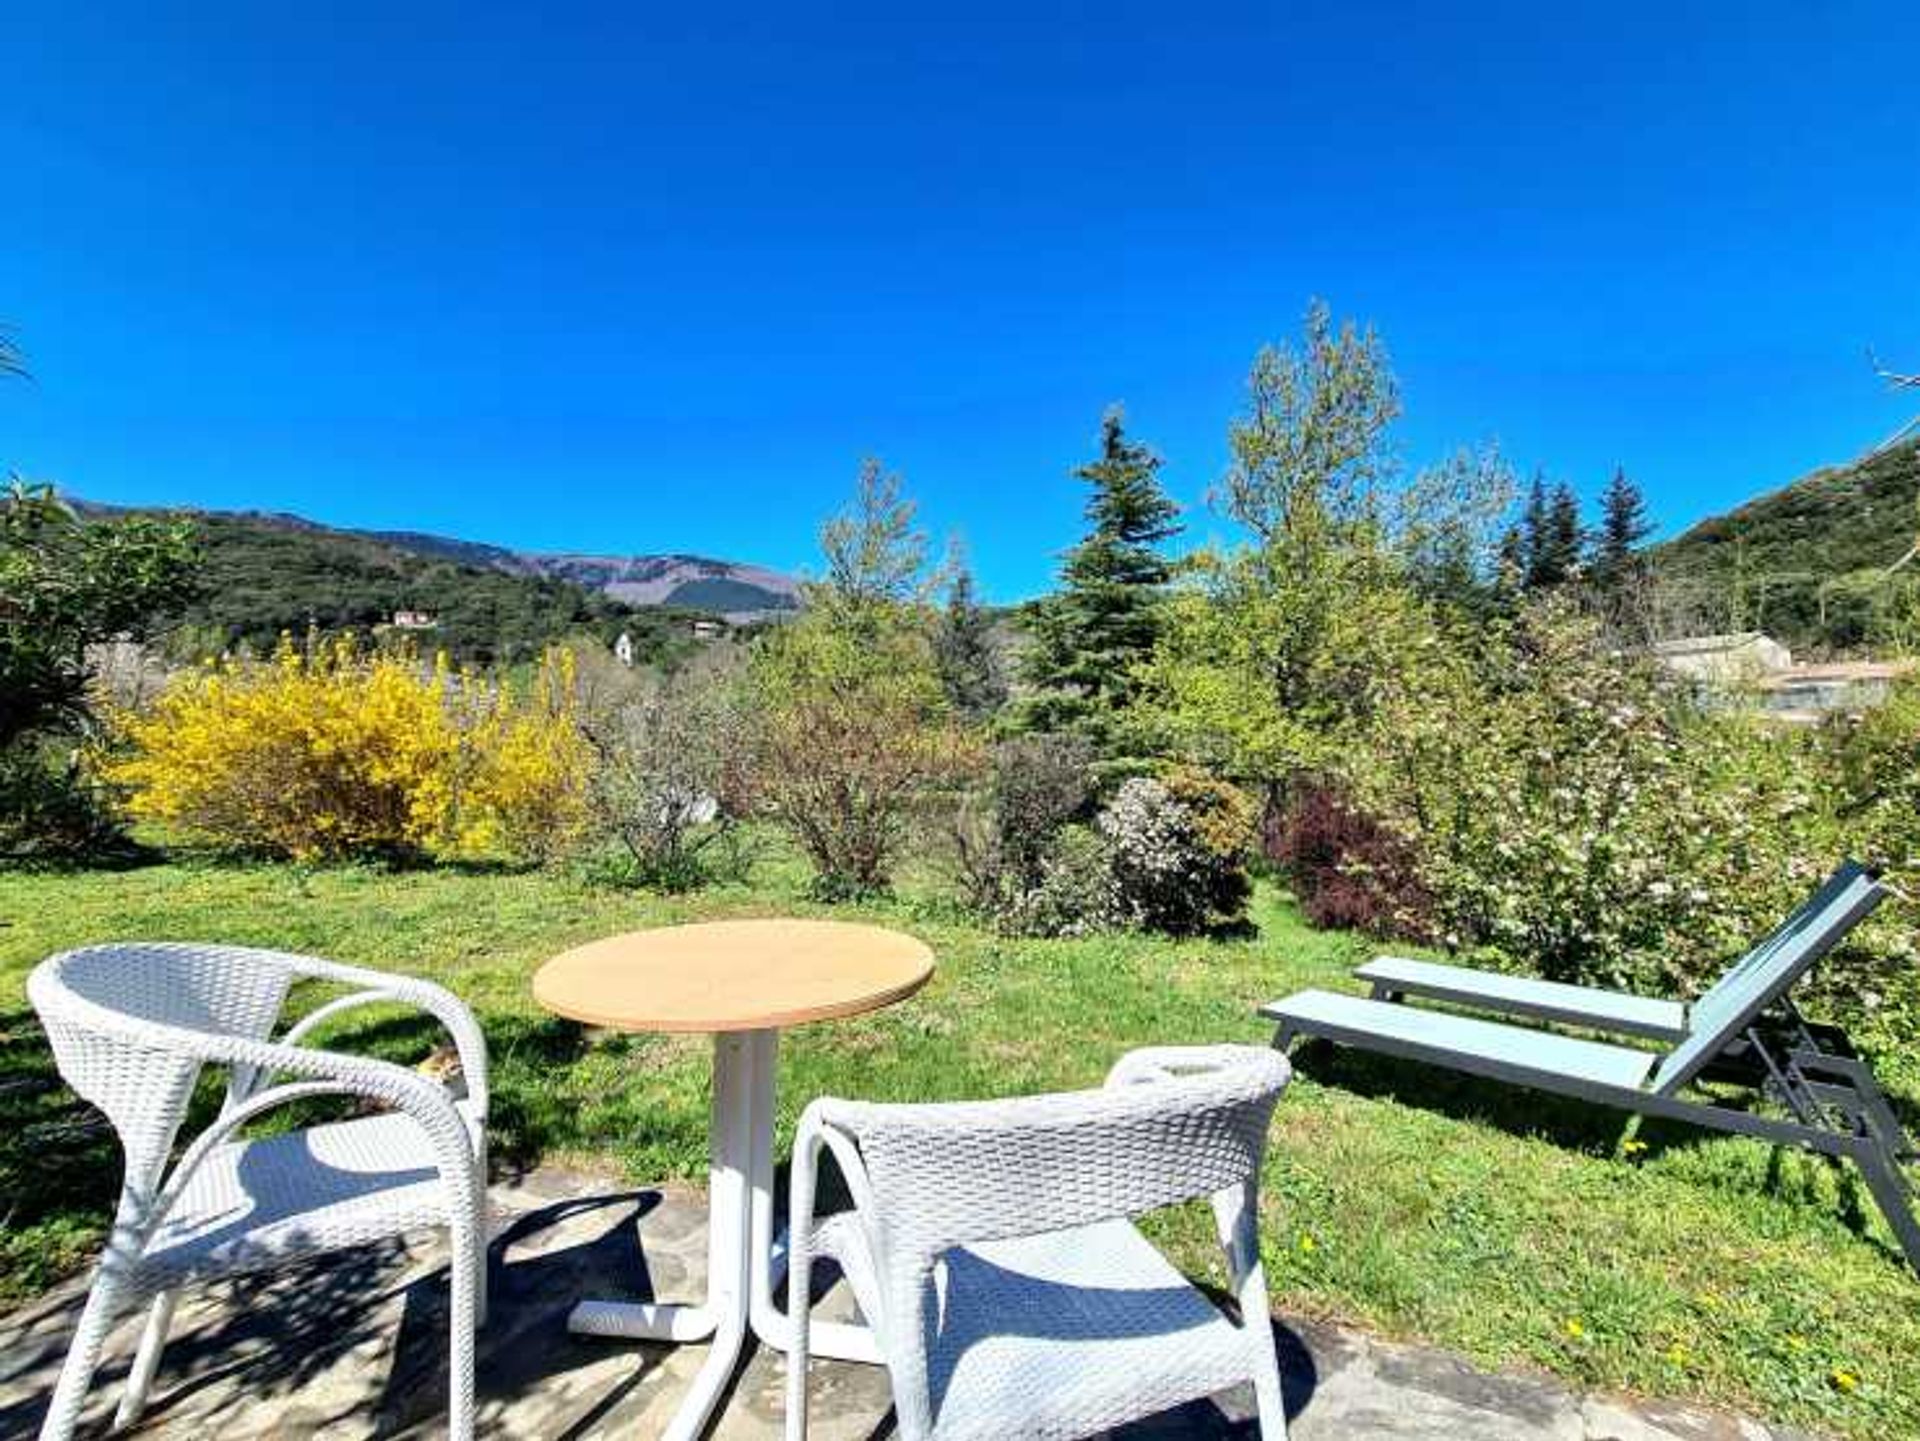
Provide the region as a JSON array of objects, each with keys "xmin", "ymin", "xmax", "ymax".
[{"xmin": 567, "ymin": 1030, "xmax": 880, "ymax": 1441}]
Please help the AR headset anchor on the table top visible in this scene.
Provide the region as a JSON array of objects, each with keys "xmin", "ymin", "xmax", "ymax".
[{"xmin": 531, "ymin": 918, "xmax": 935, "ymax": 1033}]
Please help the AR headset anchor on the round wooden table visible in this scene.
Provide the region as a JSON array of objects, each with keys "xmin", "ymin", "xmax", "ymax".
[{"xmin": 532, "ymin": 919, "xmax": 934, "ymax": 1441}]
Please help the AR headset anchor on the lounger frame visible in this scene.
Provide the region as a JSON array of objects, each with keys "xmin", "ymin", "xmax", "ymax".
[{"xmin": 1264, "ymin": 863, "xmax": 1920, "ymax": 1274}]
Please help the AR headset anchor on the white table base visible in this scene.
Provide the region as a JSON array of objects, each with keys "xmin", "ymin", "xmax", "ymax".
[{"xmin": 567, "ymin": 1030, "xmax": 880, "ymax": 1441}]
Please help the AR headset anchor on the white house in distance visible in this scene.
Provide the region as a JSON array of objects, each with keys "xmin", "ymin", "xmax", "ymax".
[
  {"xmin": 1651, "ymin": 632, "xmax": 1913, "ymax": 722},
  {"xmin": 614, "ymin": 632, "xmax": 635, "ymax": 667},
  {"xmin": 1650, "ymin": 632, "xmax": 1791, "ymax": 686}
]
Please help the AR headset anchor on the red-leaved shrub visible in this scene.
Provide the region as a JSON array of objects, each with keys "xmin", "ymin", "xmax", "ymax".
[{"xmin": 1268, "ymin": 779, "xmax": 1435, "ymax": 940}]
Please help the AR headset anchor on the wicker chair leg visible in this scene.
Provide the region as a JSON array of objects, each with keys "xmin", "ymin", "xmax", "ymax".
[
  {"xmin": 1243, "ymin": 1267, "xmax": 1288, "ymax": 1441},
  {"xmin": 473, "ymin": 1135, "xmax": 491, "ymax": 1330},
  {"xmin": 38, "ymin": 1272, "xmax": 128, "ymax": 1441},
  {"xmin": 448, "ymin": 1217, "xmax": 479, "ymax": 1441},
  {"xmin": 1214, "ymin": 1179, "xmax": 1287, "ymax": 1440},
  {"xmin": 113, "ymin": 1289, "xmax": 178, "ymax": 1429}
]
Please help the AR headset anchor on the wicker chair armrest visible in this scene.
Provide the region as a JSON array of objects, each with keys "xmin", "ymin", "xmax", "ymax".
[{"xmin": 275, "ymin": 958, "xmax": 491, "ymax": 1115}]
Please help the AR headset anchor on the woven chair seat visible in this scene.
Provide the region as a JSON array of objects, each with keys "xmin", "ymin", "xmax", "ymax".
[
  {"xmin": 142, "ymin": 1100, "xmax": 483, "ymax": 1289},
  {"xmin": 814, "ymin": 1212, "xmax": 1258, "ymax": 1440}
]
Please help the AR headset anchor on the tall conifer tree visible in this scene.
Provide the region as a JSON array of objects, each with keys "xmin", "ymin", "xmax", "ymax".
[
  {"xmin": 1591, "ymin": 466, "xmax": 1653, "ymax": 588},
  {"xmin": 1016, "ymin": 407, "xmax": 1181, "ymax": 749}
]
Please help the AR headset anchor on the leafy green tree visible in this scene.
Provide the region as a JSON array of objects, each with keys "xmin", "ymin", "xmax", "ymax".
[
  {"xmin": 1, "ymin": 482, "xmax": 198, "ymax": 750},
  {"xmin": 1390, "ymin": 441, "xmax": 1518, "ymax": 612},
  {"xmin": 934, "ymin": 557, "xmax": 1006, "ymax": 721},
  {"xmin": 1133, "ymin": 303, "xmax": 1423, "ymax": 807},
  {"xmin": 1214, "ymin": 298, "xmax": 1401, "ymax": 545},
  {"xmin": 1, "ymin": 480, "xmax": 198, "ymax": 852},
  {"xmin": 748, "ymin": 461, "xmax": 976, "ymax": 897},
  {"xmin": 815, "ymin": 457, "xmax": 933, "ymax": 625},
  {"xmin": 1016, "ymin": 407, "xmax": 1180, "ymax": 749}
]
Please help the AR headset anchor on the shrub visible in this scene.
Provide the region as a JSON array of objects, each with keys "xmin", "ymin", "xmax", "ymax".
[
  {"xmin": 748, "ymin": 613, "xmax": 979, "ymax": 899},
  {"xmin": 1345, "ymin": 601, "xmax": 1832, "ymax": 992},
  {"xmin": 1269, "ymin": 777, "xmax": 1435, "ymax": 939},
  {"xmin": 109, "ymin": 636, "xmax": 588, "ymax": 864},
  {"xmin": 1098, "ymin": 772, "xmax": 1254, "ymax": 935},
  {"xmin": 445, "ymin": 648, "xmax": 593, "ymax": 863},
  {"xmin": 0, "ymin": 742, "xmax": 126, "ymax": 859},
  {"xmin": 949, "ymin": 734, "xmax": 1095, "ymax": 912},
  {"xmin": 995, "ymin": 825, "xmax": 1124, "ymax": 938},
  {"xmin": 579, "ymin": 650, "xmax": 759, "ymax": 891}
]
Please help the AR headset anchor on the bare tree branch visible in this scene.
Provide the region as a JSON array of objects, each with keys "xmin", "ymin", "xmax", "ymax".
[
  {"xmin": 1862, "ymin": 348, "xmax": 1920, "ymax": 460},
  {"xmin": 0, "ymin": 324, "xmax": 27, "ymax": 380},
  {"xmin": 1870, "ymin": 347, "xmax": 1920, "ymax": 390}
]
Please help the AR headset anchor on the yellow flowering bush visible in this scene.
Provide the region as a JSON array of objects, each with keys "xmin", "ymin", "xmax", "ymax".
[
  {"xmin": 109, "ymin": 636, "xmax": 587, "ymax": 864},
  {"xmin": 444, "ymin": 647, "xmax": 591, "ymax": 863}
]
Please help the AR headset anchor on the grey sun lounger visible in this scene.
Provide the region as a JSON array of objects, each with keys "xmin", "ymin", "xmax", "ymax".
[
  {"xmin": 1351, "ymin": 861, "xmax": 1874, "ymax": 1045},
  {"xmin": 1262, "ymin": 863, "xmax": 1920, "ymax": 1274}
]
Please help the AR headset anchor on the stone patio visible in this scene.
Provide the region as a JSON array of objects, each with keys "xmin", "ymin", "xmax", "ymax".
[{"xmin": 0, "ymin": 1167, "xmax": 1814, "ymax": 1441}]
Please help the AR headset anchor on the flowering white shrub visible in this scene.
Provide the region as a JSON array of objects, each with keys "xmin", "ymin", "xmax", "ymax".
[
  {"xmin": 995, "ymin": 825, "xmax": 1126, "ymax": 938},
  {"xmin": 1352, "ymin": 602, "xmax": 1832, "ymax": 994},
  {"xmin": 1098, "ymin": 773, "xmax": 1253, "ymax": 935}
]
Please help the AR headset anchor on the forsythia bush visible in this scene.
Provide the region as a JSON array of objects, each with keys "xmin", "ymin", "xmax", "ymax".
[
  {"xmin": 446, "ymin": 646, "xmax": 592, "ymax": 863},
  {"xmin": 110, "ymin": 636, "xmax": 587, "ymax": 863}
]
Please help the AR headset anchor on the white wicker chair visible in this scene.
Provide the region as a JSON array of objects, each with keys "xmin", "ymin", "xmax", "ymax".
[
  {"xmin": 27, "ymin": 942, "xmax": 489, "ymax": 1441},
  {"xmin": 784, "ymin": 1045, "xmax": 1293, "ymax": 1441}
]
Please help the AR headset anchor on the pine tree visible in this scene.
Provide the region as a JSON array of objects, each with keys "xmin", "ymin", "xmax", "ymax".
[
  {"xmin": 1519, "ymin": 473, "xmax": 1551, "ymax": 588},
  {"xmin": 1591, "ymin": 466, "xmax": 1653, "ymax": 589},
  {"xmin": 1494, "ymin": 524, "xmax": 1527, "ymax": 602},
  {"xmin": 1520, "ymin": 474, "xmax": 1583, "ymax": 589},
  {"xmin": 934, "ymin": 561, "xmax": 1006, "ymax": 721},
  {"xmin": 1016, "ymin": 407, "xmax": 1181, "ymax": 748}
]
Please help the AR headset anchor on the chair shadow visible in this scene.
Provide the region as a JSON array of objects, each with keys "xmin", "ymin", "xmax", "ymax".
[
  {"xmin": 0, "ymin": 1188, "xmax": 675, "ymax": 1440},
  {"xmin": 1287, "ymin": 1038, "xmax": 1914, "ymax": 1261}
]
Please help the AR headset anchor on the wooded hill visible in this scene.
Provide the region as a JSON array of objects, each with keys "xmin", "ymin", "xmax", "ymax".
[
  {"xmin": 77, "ymin": 504, "xmax": 714, "ymax": 666},
  {"xmin": 1650, "ymin": 439, "xmax": 1920, "ymax": 652}
]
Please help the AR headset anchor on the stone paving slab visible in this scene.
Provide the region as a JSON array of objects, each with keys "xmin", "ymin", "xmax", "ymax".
[{"xmin": 0, "ymin": 1167, "xmax": 1818, "ymax": 1441}]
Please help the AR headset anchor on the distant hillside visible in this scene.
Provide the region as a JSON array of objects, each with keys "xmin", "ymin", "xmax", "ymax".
[
  {"xmin": 67, "ymin": 500, "xmax": 776, "ymax": 666},
  {"xmin": 1651, "ymin": 439, "xmax": 1920, "ymax": 653}
]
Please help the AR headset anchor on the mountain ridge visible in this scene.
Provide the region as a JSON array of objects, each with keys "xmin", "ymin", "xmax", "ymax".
[{"xmin": 68, "ymin": 497, "xmax": 803, "ymax": 620}]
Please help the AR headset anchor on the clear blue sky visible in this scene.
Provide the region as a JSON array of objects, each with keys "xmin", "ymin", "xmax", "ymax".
[{"xmin": 5, "ymin": 2, "xmax": 1917, "ymax": 600}]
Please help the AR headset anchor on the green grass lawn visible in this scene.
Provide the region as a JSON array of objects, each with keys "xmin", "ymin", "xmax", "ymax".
[{"xmin": 3, "ymin": 849, "xmax": 1917, "ymax": 1438}]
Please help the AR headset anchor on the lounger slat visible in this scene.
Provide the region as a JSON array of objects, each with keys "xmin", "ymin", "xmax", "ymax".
[
  {"xmin": 1261, "ymin": 990, "xmax": 1660, "ymax": 1093},
  {"xmin": 1355, "ymin": 956, "xmax": 1689, "ymax": 1041}
]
